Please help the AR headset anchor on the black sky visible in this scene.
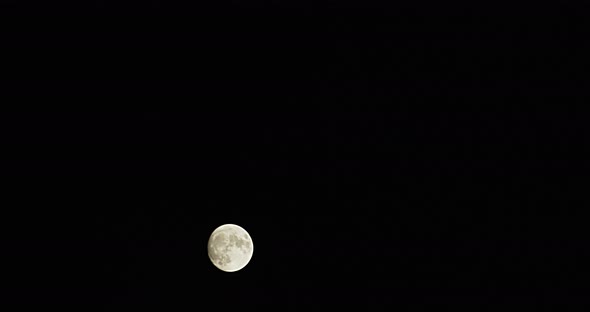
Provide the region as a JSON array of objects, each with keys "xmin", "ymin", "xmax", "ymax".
[{"xmin": 0, "ymin": 1, "xmax": 585, "ymax": 310}]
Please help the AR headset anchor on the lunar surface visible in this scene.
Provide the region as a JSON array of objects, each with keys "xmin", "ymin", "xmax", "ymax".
[{"xmin": 208, "ymin": 224, "xmax": 253, "ymax": 272}]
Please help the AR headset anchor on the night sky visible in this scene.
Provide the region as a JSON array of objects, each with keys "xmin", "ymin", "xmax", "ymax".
[{"xmin": 0, "ymin": 2, "xmax": 584, "ymax": 310}]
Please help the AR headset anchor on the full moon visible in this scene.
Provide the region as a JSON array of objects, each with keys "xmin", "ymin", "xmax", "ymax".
[{"xmin": 207, "ymin": 224, "xmax": 253, "ymax": 272}]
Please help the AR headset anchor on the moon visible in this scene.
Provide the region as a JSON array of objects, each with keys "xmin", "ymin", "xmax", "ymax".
[{"xmin": 207, "ymin": 224, "xmax": 253, "ymax": 272}]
